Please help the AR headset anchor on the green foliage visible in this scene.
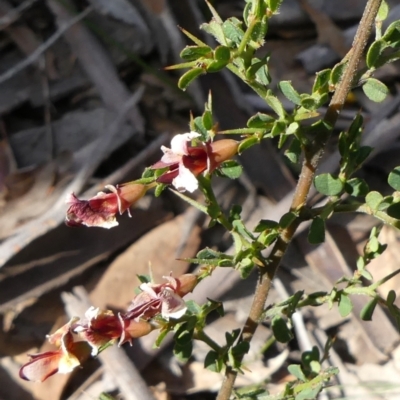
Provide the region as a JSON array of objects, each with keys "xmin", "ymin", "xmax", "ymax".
[
  {"xmin": 314, "ymin": 173, "xmax": 344, "ymax": 196},
  {"xmin": 338, "ymin": 293, "xmax": 353, "ymax": 317},
  {"xmin": 102, "ymin": 2, "xmax": 400, "ymax": 399},
  {"xmin": 308, "ymin": 217, "xmax": 325, "ymax": 244},
  {"xmin": 362, "ymin": 77, "xmax": 389, "ymax": 102},
  {"xmin": 388, "ymin": 166, "xmax": 400, "ymax": 190},
  {"xmin": 218, "ymin": 160, "xmax": 243, "ymax": 179},
  {"xmin": 271, "ymin": 316, "xmax": 293, "ymax": 343}
]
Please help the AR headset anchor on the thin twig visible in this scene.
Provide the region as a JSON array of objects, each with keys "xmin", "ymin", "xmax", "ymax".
[
  {"xmin": 217, "ymin": 0, "xmax": 383, "ymax": 398},
  {"xmin": 0, "ymin": 0, "xmax": 39, "ymax": 29},
  {"xmin": 0, "ymin": 6, "xmax": 93, "ymax": 85}
]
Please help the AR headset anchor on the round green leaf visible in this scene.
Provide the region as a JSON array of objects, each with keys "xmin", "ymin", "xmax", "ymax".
[
  {"xmin": 362, "ymin": 78, "xmax": 389, "ymax": 103},
  {"xmin": 314, "ymin": 173, "xmax": 344, "ymax": 196},
  {"xmin": 366, "ymin": 40, "xmax": 387, "ymax": 68},
  {"xmin": 388, "ymin": 166, "xmax": 400, "ymax": 190},
  {"xmin": 214, "ymin": 45, "xmax": 231, "ymax": 62},
  {"xmin": 365, "ymin": 191, "xmax": 383, "ymax": 210},
  {"xmin": 377, "ymin": 0, "xmax": 389, "ymax": 22},
  {"xmin": 271, "ymin": 316, "xmax": 293, "ymax": 343},
  {"xmin": 338, "ymin": 293, "xmax": 353, "ymax": 318}
]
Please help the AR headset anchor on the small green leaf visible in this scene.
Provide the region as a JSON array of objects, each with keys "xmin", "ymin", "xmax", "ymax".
[
  {"xmin": 271, "ymin": 120, "xmax": 286, "ymax": 137},
  {"xmin": 312, "ymin": 69, "xmax": 331, "ymax": 93},
  {"xmin": 99, "ymin": 393, "xmax": 116, "ymax": 400},
  {"xmin": 206, "ymin": 59, "xmax": 228, "ymax": 73},
  {"xmin": 254, "ymin": 220, "xmax": 279, "ymax": 232},
  {"xmin": 388, "ymin": 167, "xmax": 400, "ymax": 190},
  {"xmin": 155, "ymin": 183, "xmax": 167, "ymax": 197},
  {"xmin": 219, "ymin": 160, "xmax": 243, "ymax": 179},
  {"xmin": 285, "ymin": 137, "xmax": 302, "ymax": 164},
  {"xmin": 288, "ymin": 364, "xmax": 307, "ymax": 382},
  {"xmin": 279, "ymin": 212, "xmax": 297, "ymax": 229},
  {"xmin": 330, "ymin": 61, "xmax": 347, "ymax": 86},
  {"xmin": 238, "ymin": 257, "xmax": 255, "ymax": 279},
  {"xmin": 300, "ymin": 95, "xmax": 319, "ymax": 110},
  {"xmin": 247, "ymin": 112, "xmax": 275, "ymax": 128},
  {"xmin": 366, "ymin": 39, "xmax": 387, "ymax": 68},
  {"xmin": 361, "ymin": 268, "xmax": 373, "ymax": 280},
  {"xmin": 271, "ymin": 316, "xmax": 293, "ymax": 343},
  {"xmin": 250, "ymin": 18, "xmax": 268, "ymax": 43},
  {"xmin": 238, "ymin": 136, "xmax": 259, "ymax": 153},
  {"xmin": 174, "ymin": 341, "xmax": 193, "ymax": 363},
  {"xmin": 308, "ymin": 217, "xmax": 325, "ymax": 244},
  {"xmin": 154, "ymin": 328, "xmax": 170, "ymax": 347},
  {"xmin": 231, "ymin": 341, "xmax": 250, "ymax": 358},
  {"xmin": 192, "ymin": 116, "xmax": 208, "ymax": 138},
  {"xmin": 295, "ymin": 384, "xmax": 323, "ymax": 400},
  {"xmin": 387, "ymin": 290, "xmax": 396, "ymax": 305},
  {"xmin": 205, "ymin": 350, "xmax": 223, "ymax": 372},
  {"xmin": 214, "ymin": 45, "xmax": 231, "ymax": 62},
  {"xmin": 302, "ymin": 346, "xmax": 320, "ymax": 367},
  {"xmin": 360, "ymin": 297, "xmax": 378, "ymax": 321},
  {"xmin": 354, "ymin": 146, "xmax": 373, "ymax": 167},
  {"xmin": 382, "ymin": 20, "xmax": 400, "ymax": 47},
  {"xmin": 222, "ymin": 18, "xmax": 244, "ymax": 46},
  {"xmin": 279, "ymin": 81, "xmax": 302, "ymax": 105},
  {"xmin": 180, "ymin": 45, "xmax": 212, "ymax": 61},
  {"xmin": 345, "ymin": 178, "xmax": 369, "ymax": 197},
  {"xmin": 255, "ymin": 64, "xmax": 271, "ymax": 86},
  {"xmin": 366, "ymin": 191, "xmax": 383, "ymax": 210},
  {"xmin": 178, "ymin": 67, "xmax": 205, "ymax": 90},
  {"xmin": 265, "ymin": 91, "xmax": 286, "ymax": 119},
  {"xmin": 387, "ymin": 203, "xmax": 400, "ymax": 219},
  {"xmin": 338, "ymin": 293, "xmax": 353, "ymax": 317},
  {"xmin": 362, "ymin": 78, "xmax": 389, "ymax": 102},
  {"xmin": 314, "ymin": 173, "xmax": 344, "ymax": 196},
  {"xmin": 201, "ymin": 20, "xmax": 226, "ymax": 46},
  {"xmin": 377, "ymin": 0, "xmax": 389, "ymax": 22},
  {"xmin": 268, "ymin": 0, "xmax": 283, "ymax": 13},
  {"xmin": 202, "ymin": 110, "xmax": 213, "ymax": 131}
]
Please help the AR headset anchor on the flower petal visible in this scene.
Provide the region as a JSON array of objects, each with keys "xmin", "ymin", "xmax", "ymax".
[
  {"xmin": 19, "ymin": 351, "xmax": 64, "ymax": 382},
  {"xmin": 172, "ymin": 164, "xmax": 199, "ymax": 192},
  {"xmin": 170, "ymin": 132, "xmax": 201, "ymax": 155}
]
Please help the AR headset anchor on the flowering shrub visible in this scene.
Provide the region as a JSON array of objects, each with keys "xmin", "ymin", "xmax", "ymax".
[
  {"xmin": 20, "ymin": 0, "xmax": 400, "ymax": 399},
  {"xmin": 20, "ymin": 274, "xmax": 197, "ymax": 382}
]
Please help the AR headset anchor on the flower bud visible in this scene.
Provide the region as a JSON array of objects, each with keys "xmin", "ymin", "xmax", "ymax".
[
  {"xmin": 210, "ymin": 139, "xmax": 238, "ymax": 164},
  {"xmin": 176, "ymin": 274, "xmax": 198, "ymax": 296},
  {"xmin": 119, "ymin": 319, "xmax": 153, "ymax": 345}
]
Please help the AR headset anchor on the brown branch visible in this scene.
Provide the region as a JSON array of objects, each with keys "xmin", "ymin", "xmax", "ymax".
[{"xmin": 216, "ymin": 0, "xmax": 383, "ymax": 398}]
